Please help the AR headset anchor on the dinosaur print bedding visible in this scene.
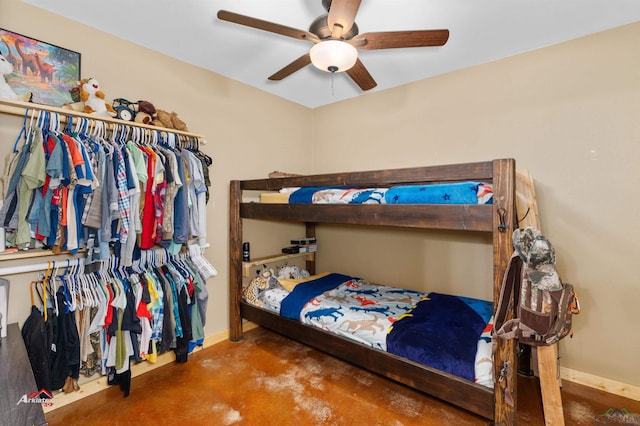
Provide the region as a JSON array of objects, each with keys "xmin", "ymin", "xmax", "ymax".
[{"xmin": 245, "ymin": 273, "xmax": 494, "ymax": 388}]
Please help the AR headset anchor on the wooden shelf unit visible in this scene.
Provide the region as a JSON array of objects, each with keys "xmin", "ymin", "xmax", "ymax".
[
  {"xmin": 0, "ymin": 98, "xmax": 205, "ymax": 141},
  {"xmin": 242, "ymin": 252, "xmax": 315, "ymax": 277}
]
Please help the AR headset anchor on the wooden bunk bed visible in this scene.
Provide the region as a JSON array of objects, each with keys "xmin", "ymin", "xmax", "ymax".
[{"xmin": 229, "ymin": 158, "xmax": 517, "ymax": 424}]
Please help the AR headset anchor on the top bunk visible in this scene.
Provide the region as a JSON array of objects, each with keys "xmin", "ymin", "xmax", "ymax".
[{"xmin": 231, "ymin": 158, "xmax": 515, "ymax": 233}]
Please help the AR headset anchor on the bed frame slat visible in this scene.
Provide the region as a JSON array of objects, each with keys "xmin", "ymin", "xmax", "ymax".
[
  {"xmin": 240, "ymin": 161, "xmax": 495, "ymax": 191},
  {"xmin": 240, "ymin": 204, "xmax": 493, "ymax": 232}
]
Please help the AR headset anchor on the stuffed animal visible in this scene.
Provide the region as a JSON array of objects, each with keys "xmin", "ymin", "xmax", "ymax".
[
  {"xmin": 243, "ymin": 266, "xmax": 285, "ymax": 307},
  {"xmin": 80, "ymin": 78, "xmax": 116, "ymax": 117},
  {"xmin": 0, "ymin": 54, "xmax": 18, "ymax": 100},
  {"xmin": 169, "ymin": 111, "xmax": 188, "ymax": 131},
  {"xmin": 154, "ymin": 109, "xmax": 173, "ymax": 128},
  {"xmin": 154, "ymin": 109, "xmax": 189, "ymax": 131},
  {"xmin": 276, "ymin": 264, "xmax": 310, "ymax": 280},
  {"xmin": 135, "ymin": 100, "xmax": 157, "ymax": 125}
]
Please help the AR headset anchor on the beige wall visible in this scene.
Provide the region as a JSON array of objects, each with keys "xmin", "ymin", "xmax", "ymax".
[
  {"xmin": 2, "ymin": 0, "xmax": 638, "ymax": 393},
  {"xmin": 311, "ymin": 22, "xmax": 640, "ymax": 388}
]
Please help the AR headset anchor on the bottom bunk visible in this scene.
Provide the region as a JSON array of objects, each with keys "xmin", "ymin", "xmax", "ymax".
[
  {"xmin": 240, "ymin": 271, "xmax": 497, "ymax": 420},
  {"xmin": 241, "ymin": 303, "xmax": 495, "ymax": 420}
]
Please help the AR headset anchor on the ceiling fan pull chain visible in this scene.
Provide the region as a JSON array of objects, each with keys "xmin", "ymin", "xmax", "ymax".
[{"xmin": 331, "ymin": 72, "xmax": 335, "ymax": 96}]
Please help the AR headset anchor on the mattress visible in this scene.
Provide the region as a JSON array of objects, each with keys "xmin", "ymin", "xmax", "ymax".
[{"xmin": 244, "ymin": 272, "xmax": 494, "ymax": 388}]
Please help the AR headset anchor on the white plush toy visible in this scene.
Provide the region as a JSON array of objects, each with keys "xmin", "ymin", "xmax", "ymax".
[
  {"xmin": 80, "ymin": 77, "xmax": 116, "ymax": 117},
  {"xmin": 276, "ymin": 264, "xmax": 310, "ymax": 280},
  {"xmin": 0, "ymin": 54, "xmax": 18, "ymax": 100}
]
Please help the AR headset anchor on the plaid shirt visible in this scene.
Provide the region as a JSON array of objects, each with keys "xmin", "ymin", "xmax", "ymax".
[{"xmin": 112, "ymin": 143, "xmax": 130, "ymax": 243}]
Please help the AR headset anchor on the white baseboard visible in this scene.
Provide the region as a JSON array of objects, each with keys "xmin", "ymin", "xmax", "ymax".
[
  {"xmin": 560, "ymin": 367, "xmax": 640, "ymax": 402},
  {"xmin": 44, "ymin": 323, "xmax": 257, "ymax": 413}
]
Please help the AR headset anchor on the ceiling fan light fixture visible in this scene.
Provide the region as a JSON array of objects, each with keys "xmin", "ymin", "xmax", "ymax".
[{"xmin": 310, "ymin": 40, "xmax": 358, "ymax": 73}]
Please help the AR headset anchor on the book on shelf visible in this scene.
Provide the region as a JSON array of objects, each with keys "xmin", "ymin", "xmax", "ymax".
[{"xmin": 290, "ymin": 238, "xmax": 316, "ymax": 245}]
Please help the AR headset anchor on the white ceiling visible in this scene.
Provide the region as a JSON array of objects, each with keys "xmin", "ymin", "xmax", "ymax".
[{"xmin": 23, "ymin": 0, "xmax": 640, "ymax": 109}]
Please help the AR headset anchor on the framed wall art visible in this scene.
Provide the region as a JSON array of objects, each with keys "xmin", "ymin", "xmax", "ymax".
[{"xmin": 0, "ymin": 28, "xmax": 81, "ymax": 107}]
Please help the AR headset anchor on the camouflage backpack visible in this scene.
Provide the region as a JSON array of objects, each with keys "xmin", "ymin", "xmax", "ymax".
[{"xmin": 495, "ymin": 227, "xmax": 580, "ymax": 346}]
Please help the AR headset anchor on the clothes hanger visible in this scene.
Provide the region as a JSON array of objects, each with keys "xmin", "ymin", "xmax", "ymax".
[
  {"xmin": 108, "ymin": 254, "xmax": 126, "ymax": 309},
  {"xmin": 71, "ymin": 259, "xmax": 85, "ymax": 311},
  {"xmin": 41, "ymin": 261, "xmax": 54, "ymax": 321},
  {"xmin": 88, "ymin": 270, "xmax": 103, "ymax": 308},
  {"xmin": 63, "ymin": 259, "xmax": 77, "ymax": 312},
  {"xmin": 29, "ymin": 279, "xmax": 43, "ymax": 308},
  {"xmin": 80, "ymin": 260, "xmax": 97, "ymax": 308},
  {"xmin": 48, "ymin": 261, "xmax": 60, "ymax": 316},
  {"xmin": 12, "ymin": 108, "xmax": 31, "ymax": 152}
]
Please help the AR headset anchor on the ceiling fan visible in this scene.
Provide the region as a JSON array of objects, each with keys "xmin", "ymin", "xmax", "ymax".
[{"xmin": 217, "ymin": 0, "xmax": 449, "ymax": 91}]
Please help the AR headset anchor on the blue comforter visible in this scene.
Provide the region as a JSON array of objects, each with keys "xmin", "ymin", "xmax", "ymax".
[{"xmin": 386, "ymin": 293, "xmax": 493, "ymax": 381}]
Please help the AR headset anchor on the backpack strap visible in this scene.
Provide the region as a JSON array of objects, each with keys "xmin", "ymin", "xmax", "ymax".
[
  {"xmin": 494, "ymin": 252, "xmax": 523, "ymax": 341},
  {"xmin": 493, "ymin": 252, "xmax": 524, "ymax": 407}
]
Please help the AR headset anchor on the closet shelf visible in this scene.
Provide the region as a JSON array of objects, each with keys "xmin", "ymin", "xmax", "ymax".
[
  {"xmin": 0, "ymin": 248, "xmax": 64, "ymax": 261},
  {"xmin": 243, "ymin": 252, "xmax": 314, "ymax": 277},
  {"xmin": 0, "ymin": 98, "xmax": 206, "ymax": 141}
]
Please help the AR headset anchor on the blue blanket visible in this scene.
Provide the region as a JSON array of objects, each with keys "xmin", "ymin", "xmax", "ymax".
[
  {"xmin": 288, "ymin": 186, "xmax": 352, "ymax": 204},
  {"xmin": 386, "ymin": 293, "xmax": 493, "ymax": 381},
  {"xmin": 287, "ymin": 182, "xmax": 491, "ymax": 205},
  {"xmin": 385, "ymin": 182, "xmax": 488, "ymax": 205},
  {"xmin": 279, "ymin": 273, "xmax": 356, "ymax": 319}
]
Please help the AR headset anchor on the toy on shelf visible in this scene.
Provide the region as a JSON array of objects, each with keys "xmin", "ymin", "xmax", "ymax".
[
  {"xmin": 154, "ymin": 109, "xmax": 188, "ymax": 131},
  {"xmin": 112, "ymin": 98, "xmax": 137, "ymax": 121},
  {"xmin": 135, "ymin": 100, "xmax": 157, "ymax": 125},
  {"xmin": 80, "ymin": 78, "xmax": 116, "ymax": 117}
]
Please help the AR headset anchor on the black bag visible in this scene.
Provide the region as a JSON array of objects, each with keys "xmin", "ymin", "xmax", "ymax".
[{"xmin": 494, "ymin": 253, "xmax": 580, "ymax": 346}]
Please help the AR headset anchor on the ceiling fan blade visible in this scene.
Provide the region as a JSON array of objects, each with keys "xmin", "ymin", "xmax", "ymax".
[
  {"xmin": 346, "ymin": 59, "xmax": 377, "ymax": 91},
  {"xmin": 218, "ymin": 10, "xmax": 319, "ymax": 43},
  {"xmin": 327, "ymin": 0, "xmax": 362, "ymax": 38},
  {"xmin": 354, "ymin": 29, "xmax": 450, "ymax": 50},
  {"xmin": 268, "ymin": 54, "xmax": 312, "ymax": 81}
]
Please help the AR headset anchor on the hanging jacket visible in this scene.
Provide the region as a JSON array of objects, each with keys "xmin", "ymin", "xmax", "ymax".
[
  {"xmin": 50, "ymin": 288, "xmax": 81, "ymax": 390},
  {"xmin": 22, "ymin": 305, "xmax": 53, "ymax": 394}
]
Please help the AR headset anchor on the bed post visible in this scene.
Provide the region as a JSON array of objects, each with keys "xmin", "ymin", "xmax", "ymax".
[
  {"xmin": 492, "ymin": 159, "xmax": 517, "ymax": 425},
  {"xmin": 229, "ymin": 180, "xmax": 244, "ymax": 342},
  {"xmin": 305, "ymin": 222, "xmax": 317, "ymax": 275}
]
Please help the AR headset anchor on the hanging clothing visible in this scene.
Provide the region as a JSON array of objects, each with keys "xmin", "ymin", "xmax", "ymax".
[
  {"xmin": 50, "ymin": 287, "xmax": 81, "ymax": 390},
  {"xmin": 6, "ymin": 111, "xmax": 216, "ymax": 400},
  {"xmin": 22, "ymin": 305, "xmax": 54, "ymax": 395}
]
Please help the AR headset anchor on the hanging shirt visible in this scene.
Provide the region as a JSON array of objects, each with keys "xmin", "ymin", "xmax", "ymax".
[
  {"xmin": 139, "ymin": 146, "xmax": 157, "ymax": 249},
  {"xmin": 172, "ymin": 152, "xmax": 189, "ymax": 244},
  {"xmin": 111, "ymin": 143, "xmax": 131, "ymax": 244},
  {"xmin": 16, "ymin": 128, "xmax": 46, "ymax": 249},
  {"xmin": 0, "ymin": 129, "xmax": 33, "ymax": 230}
]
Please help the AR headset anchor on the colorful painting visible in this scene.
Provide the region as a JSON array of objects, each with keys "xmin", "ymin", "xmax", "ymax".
[{"xmin": 0, "ymin": 28, "xmax": 81, "ymax": 106}]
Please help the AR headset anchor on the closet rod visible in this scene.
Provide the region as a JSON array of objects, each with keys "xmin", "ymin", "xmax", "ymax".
[
  {"xmin": 0, "ymin": 244, "xmax": 207, "ymax": 276},
  {"xmin": 0, "ymin": 98, "xmax": 206, "ymax": 143},
  {"xmin": 0, "ymin": 260, "xmax": 70, "ymax": 277}
]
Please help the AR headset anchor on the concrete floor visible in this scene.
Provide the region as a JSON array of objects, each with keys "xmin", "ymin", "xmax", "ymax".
[{"xmin": 46, "ymin": 327, "xmax": 640, "ymax": 425}]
